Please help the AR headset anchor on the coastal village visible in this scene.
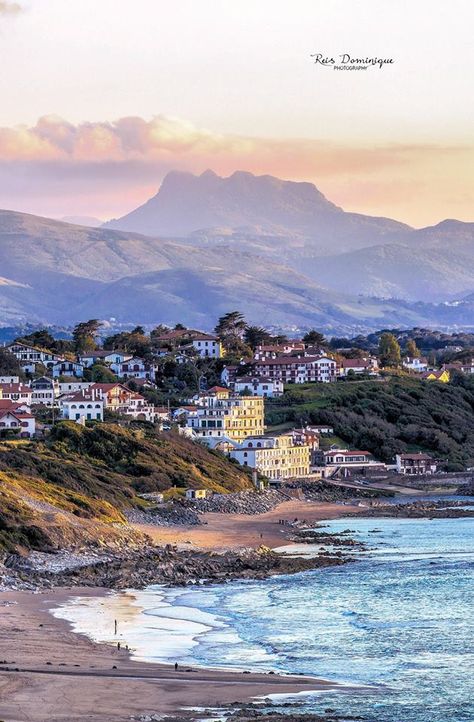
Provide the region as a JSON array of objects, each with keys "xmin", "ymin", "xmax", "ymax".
[{"xmin": 3, "ymin": 315, "xmax": 472, "ymax": 492}]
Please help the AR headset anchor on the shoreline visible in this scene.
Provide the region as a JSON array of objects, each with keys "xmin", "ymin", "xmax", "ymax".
[
  {"xmin": 0, "ymin": 587, "xmax": 344, "ymax": 722},
  {"xmin": 0, "ymin": 499, "xmax": 366, "ymax": 721},
  {"xmin": 2, "ymin": 495, "xmax": 469, "ymax": 721}
]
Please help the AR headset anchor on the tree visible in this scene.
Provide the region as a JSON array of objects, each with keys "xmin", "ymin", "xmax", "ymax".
[
  {"xmin": 86, "ymin": 363, "xmax": 117, "ymax": 383},
  {"xmin": 302, "ymin": 330, "xmax": 327, "ymax": 347},
  {"xmin": 244, "ymin": 325, "xmax": 272, "ymax": 350},
  {"xmin": 406, "ymin": 339, "xmax": 420, "ymax": 358},
  {"xmin": 379, "ymin": 332, "xmax": 401, "ymax": 367},
  {"xmin": 215, "ymin": 311, "xmax": 250, "ymax": 358},
  {"xmin": 215, "ymin": 311, "xmax": 247, "ymax": 340},
  {"xmin": 17, "ymin": 329, "xmax": 56, "ymax": 350},
  {"xmin": 73, "ymin": 320, "xmax": 102, "ymax": 353},
  {"xmin": 103, "ymin": 328, "xmax": 150, "ymax": 356},
  {"xmin": 0, "ymin": 348, "xmax": 22, "ymax": 376}
]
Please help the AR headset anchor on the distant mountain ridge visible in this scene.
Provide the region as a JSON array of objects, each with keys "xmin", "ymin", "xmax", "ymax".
[
  {"xmin": 104, "ymin": 169, "xmax": 411, "ymax": 253},
  {"xmin": 0, "ymin": 169, "xmax": 473, "ymax": 331}
]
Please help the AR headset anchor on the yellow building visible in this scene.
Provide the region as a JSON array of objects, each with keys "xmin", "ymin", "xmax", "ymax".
[
  {"xmin": 187, "ymin": 390, "xmax": 264, "ymax": 442},
  {"xmin": 422, "ymin": 370, "xmax": 450, "ymax": 383},
  {"xmin": 230, "ymin": 433, "xmax": 311, "ymax": 480},
  {"xmin": 185, "ymin": 489, "xmax": 210, "ymax": 500}
]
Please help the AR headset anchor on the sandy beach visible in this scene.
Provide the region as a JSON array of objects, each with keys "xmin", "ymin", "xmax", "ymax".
[
  {"xmin": 134, "ymin": 498, "xmax": 363, "ymax": 551},
  {"xmin": 0, "ymin": 499, "xmax": 360, "ymax": 722}
]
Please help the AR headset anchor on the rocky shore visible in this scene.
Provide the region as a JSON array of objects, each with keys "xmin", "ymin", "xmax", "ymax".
[
  {"xmin": 137, "ymin": 708, "xmax": 367, "ymax": 722},
  {"xmin": 343, "ymin": 499, "xmax": 474, "ymax": 519},
  {"xmin": 1, "ymin": 542, "xmax": 350, "ymax": 593}
]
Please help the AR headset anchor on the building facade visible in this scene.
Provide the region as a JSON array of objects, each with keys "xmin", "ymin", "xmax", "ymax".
[
  {"xmin": 233, "ymin": 376, "xmax": 284, "ymax": 397},
  {"xmin": 254, "ymin": 356, "xmax": 337, "ymax": 384},
  {"xmin": 395, "ymin": 453, "xmax": 437, "ymax": 475},
  {"xmin": 187, "ymin": 389, "xmax": 264, "ymax": 442},
  {"xmin": 230, "ymin": 433, "xmax": 311, "ymax": 480}
]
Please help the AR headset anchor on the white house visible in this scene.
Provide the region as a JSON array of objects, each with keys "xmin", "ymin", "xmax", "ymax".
[
  {"xmin": 173, "ymin": 405, "xmax": 200, "ymax": 423},
  {"xmin": 58, "ymin": 381, "xmax": 93, "ymax": 395},
  {"xmin": 395, "ymin": 453, "xmax": 437, "ymax": 475},
  {"xmin": 0, "ymin": 408, "xmax": 35, "ymax": 437},
  {"xmin": 402, "ymin": 356, "xmax": 428, "ymax": 373},
  {"xmin": 253, "ymin": 342, "xmax": 305, "ymax": 360},
  {"xmin": 233, "ymin": 376, "xmax": 284, "ymax": 398},
  {"xmin": 7, "ymin": 342, "xmax": 63, "ymax": 370},
  {"xmin": 52, "ymin": 360, "xmax": 84, "ymax": 378},
  {"xmin": 30, "ymin": 376, "xmax": 57, "ymax": 406},
  {"xmin": 220, "ymin": 365, "xmax": 239, "ymax": 386},
  {"xmin": 59, "ymin": 390, "xmax": 104, "ymax": 422},
  {"xmin": 155, "ymin": 329, "xmax": 223, "ymax": 358},
  {"xmin": 338, "ymin": 357, "xmax": 379, "ymax": 377},
  {"xmin": 229, "ymin": 433, "xmax": 311, "ymax": 480},
  {"xmin": 110, "ymin": 357, "xmax": 158, "ymax": 380},
  {"xmin": 78, "ymin": 350, "xmax": 132, "ymax": 368},
  {"xmin": 0, "ymin": 375, "xmax": 20, "ymax": 384},
  {"xmin": 254, "ymin": 355, "xmax": 337, "ymax": 384},
  {"xmin": 322, "ymin": 449, "xmax": 374, "ymax": 465},
  {"xmin": 188, "ymin": 333, "xmax": 223, "ymax": 358},
  {"xmin": 0, "ymin": 383, "xmax": 33, "ymax": 406}
]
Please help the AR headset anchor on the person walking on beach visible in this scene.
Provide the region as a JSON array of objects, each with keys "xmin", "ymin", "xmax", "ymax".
[
  {"xmin": 174, "ymin": 662, "xmax": 178, "ymax": 671},
  {"xmin": 117, "ymin": 642, "xmax": 121, "ymax": 651},
  {"xmin": 114, "ymin": 619, "xmax": 117, "ymax": 635}
]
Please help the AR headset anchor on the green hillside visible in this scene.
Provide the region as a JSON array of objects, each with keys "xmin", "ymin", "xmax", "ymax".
[
  {"xmin": 0, "ymin": 423, "xmax": 252, "ymax": 552},
  {"xmin": 266, "ymin": 376, "xmax": 474, "ymax": 469}
]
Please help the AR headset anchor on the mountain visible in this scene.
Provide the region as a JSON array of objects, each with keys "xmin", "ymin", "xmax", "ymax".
[
  {"xmin": 315, "ymin": 220, "xmax": 474, "ymax": 301},
  {"xmin": 0, "ymin": 169, "xmax": 473, "ymax": 331},
  {"xmin": 104, "ymin": 170, "xmax": 411, "ymax": 253}
]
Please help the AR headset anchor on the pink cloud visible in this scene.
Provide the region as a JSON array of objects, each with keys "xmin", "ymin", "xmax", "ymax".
[
  {"xmin": 0, "ymin": 114, "xmax": 472, "ymax": 227},
  {"xmin": 0, "ymin": 1, "xmax": 22, "ymax": 14}
]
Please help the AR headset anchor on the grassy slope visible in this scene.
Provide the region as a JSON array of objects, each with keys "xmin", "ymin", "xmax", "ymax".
[
  {"xmin": 0, "ymin": 422, "xmax": 252, "ymax": 552},
  {"xmin": 266, "ymin": 376, "xmax": 474, "ymax": 469}
]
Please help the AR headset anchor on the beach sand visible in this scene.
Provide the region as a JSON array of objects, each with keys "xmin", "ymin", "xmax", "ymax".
[
  {"xmin": 0, "ymin": 500, "xmax": 360, "ymax": 722},
  {"xmin": 134, "ymin": 498, "xmax": 363, "ymax": 551}
]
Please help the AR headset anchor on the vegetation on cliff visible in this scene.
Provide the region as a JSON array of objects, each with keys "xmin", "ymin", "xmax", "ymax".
[
  {"xmin": 266, "ymin": 375, "xmax": 474, "ymax": 469},
  {"xmin": 0, "ymin": 423, "xmax": 252, "ymax": 552}
]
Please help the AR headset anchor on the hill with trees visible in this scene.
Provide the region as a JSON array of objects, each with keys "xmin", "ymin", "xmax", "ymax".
[
  {"xmin": 0, "ymin": 422, "xmax": 252, "ymax": 552},
  {"xmin": 266, "ymin": 375, "xmax": 474, "ymax": 469}
]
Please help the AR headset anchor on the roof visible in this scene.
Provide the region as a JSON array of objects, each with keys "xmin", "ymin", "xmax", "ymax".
[
  {"xmin": 235, "ymin": 376, "xmax": 277, "ymax": 384},
  {"xmin": 0, "ymin": 408, "xmax": 33, "ymax": 420},
  {"xmin": 90, "ymin": 383, "xmax": 126, "ymax": 391},
  {"xmin": 61, "ymin": 391, "xmax": 103, "ymax": 402},
  {"xmin": 398, "ymin": 453, "xmax": 434, "ymax": 461},
  {"xmin": 324, "ymin": 449, "xmax": 371, "ymax": 456},
  {"xmin": 255, "ymin": 355, "xmax": 334, "ymax": 366},
  {"xmin": 422, "ymin": 370, "xmax": 448, "ymax": 379},
  {"xmin": 0, "ymin": 399, "xmax": 23, "ymax": 409},
  {"xmin": 54, "ymin": 359, "xmax": 83, "ymax": 367},
  {"xmin": 339, "ymin": 358, "xmax": 372, "ymax": 368},
  {"xmin": 0, "ymin": 383, "xmax": 31, "ymax": 394},
  {"xmin": 8, "ymin": 341, "xmax": 60, "ymax": 356},
  {"xmin": 79, "ymin": 350, "xmax": 129, "ymax": 358},
  {"xmin": 207, "ymin": 386, "xmax": 229, "ymax": 393},
  {"xmin": 191, "ymin": 334, "xmax": 219, "ymax": 342}
]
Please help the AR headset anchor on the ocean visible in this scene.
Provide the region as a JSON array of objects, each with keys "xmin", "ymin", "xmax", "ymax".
[{"xmin": 55, "ymin": 516, "xmax": 474, "ymax": 721}]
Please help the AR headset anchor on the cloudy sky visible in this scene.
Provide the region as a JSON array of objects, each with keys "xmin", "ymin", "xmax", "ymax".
[{"xmin": 0, "ymin": 0, "xmax": 473, "ymax": 226}]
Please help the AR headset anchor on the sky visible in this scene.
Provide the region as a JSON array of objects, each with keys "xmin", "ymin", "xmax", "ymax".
[{"xmin": 0, "ymin": 0, "xmax": 473, "ymax": 226}]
